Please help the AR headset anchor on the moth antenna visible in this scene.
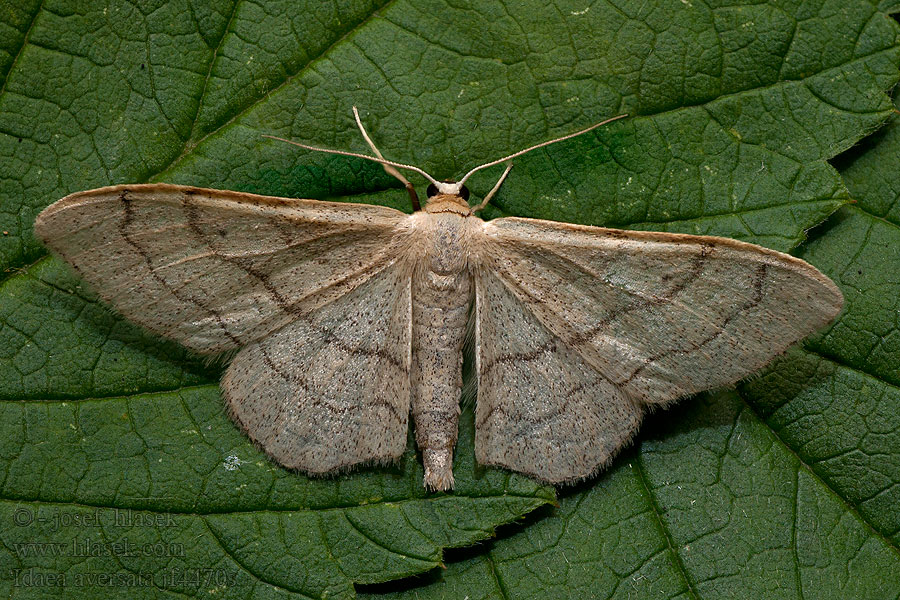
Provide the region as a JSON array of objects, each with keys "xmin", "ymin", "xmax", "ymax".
[
  {"xmin": 471, "ymin": 162, "xmax": 513, "ymax": 212},
  {"xmin": 456, "ymin": 113, "xmax": 628, "ymax": 187},
  {"xmin": 262, "ymin": 135, "xmax": 443, "ymax": 192},
  {"xmin": 352, "ymin": 107, "xmax": 420, "ymax": 212}
]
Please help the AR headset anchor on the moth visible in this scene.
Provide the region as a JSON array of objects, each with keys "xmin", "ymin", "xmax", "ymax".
[{"xmin": 35, "ymin": 109, "xmax": 843, "ymax": 491}]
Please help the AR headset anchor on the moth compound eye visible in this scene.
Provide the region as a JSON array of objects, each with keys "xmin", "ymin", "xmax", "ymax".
[
  {"xmin": 458, "ymin": 185, "xmax": 469, "ymax": 201},
  {"xmin": 426, "ymin": 182, "xmax": 438, "ymax": 198}
]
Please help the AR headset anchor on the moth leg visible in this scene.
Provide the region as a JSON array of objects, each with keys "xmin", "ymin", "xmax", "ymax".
[
  {"xmin": 353, "ymin": 107, "xmax": 421, "ymax": 212},
  {"xmin": 471, "ymin": 162, "xmax": 513, "ymax": 213}
]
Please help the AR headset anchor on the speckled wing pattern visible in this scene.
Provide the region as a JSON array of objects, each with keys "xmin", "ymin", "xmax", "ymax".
[
  {"xmin": 473, "ymin": 216, "xmax": 843, "ymax": 484},
  {"xmin": 35, "ymin": 183, "xmax": 414, "ymax": 473},
  {"xmin": 34, "ymin": 183, "xmax": 409, "ymax": 353},
  {"xmin": 222, "ymin": 260, "xmax": 412, "ymax": 473}
]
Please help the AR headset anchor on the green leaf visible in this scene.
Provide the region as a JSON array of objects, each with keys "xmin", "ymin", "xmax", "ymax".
[{"xmin": 1, "ymin": 0, "xmax": 899, "ymax": 598}]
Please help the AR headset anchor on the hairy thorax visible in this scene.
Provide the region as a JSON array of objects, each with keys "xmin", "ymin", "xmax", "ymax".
[{"xmin": 409, "ymin": 194, "xmax": 484, "ymax": 284}]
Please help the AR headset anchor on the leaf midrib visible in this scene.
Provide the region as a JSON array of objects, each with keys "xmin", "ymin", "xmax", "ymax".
[{"xmin": 0, "ymin": 493, "xmax": 551, "ymax": 518}]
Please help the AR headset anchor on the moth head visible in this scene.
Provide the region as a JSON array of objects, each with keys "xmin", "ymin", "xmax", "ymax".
[
  {"xmin": 421, "ymin": 180, "xmax": 471, "ymax": 213},
  {"xmin": 426, "ymin": 180, "xmax": 467, "ymax": 199}
]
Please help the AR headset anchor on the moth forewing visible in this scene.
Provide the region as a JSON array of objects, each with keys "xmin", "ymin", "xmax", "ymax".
[
  {"xmin": 33, "ymin": 184, "xmax": 411, "ymax": 354},
  {"xmin": 34, "ymin": 111, "xmax": 843, "ymax": 491}
]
